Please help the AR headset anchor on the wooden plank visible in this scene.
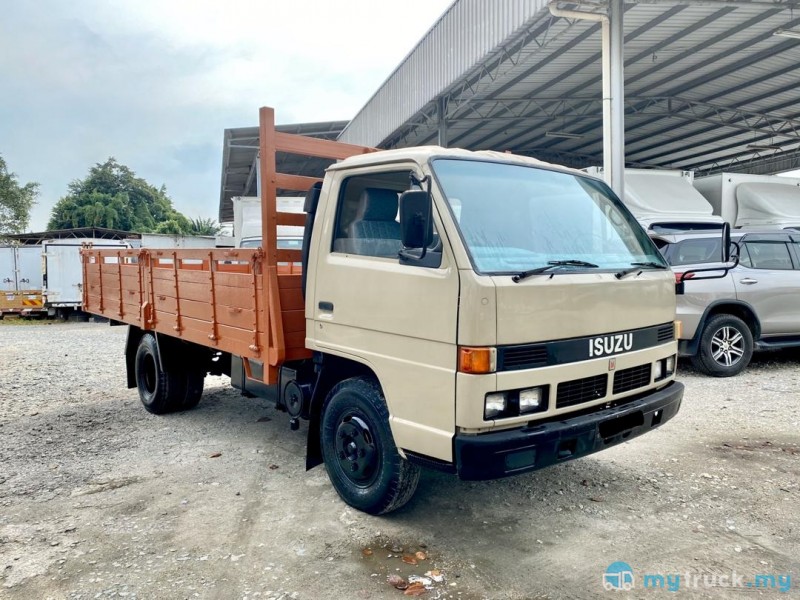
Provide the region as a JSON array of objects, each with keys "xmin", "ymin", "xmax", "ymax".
[
  {"xmin": 152, "ymin": 278, "xmax": 256, "ymax": 307},
  {"xmin": 278, "ymin": 286, "xmax": 304, "ymax": 312},
  {"xmin": 274, "ymin": 131, "xmax": 376, "ymax": 160},
  {"xmin": 152, "ymin": 268, "xmax": 253, "ymax": 288},
  {"xmin": 155, "ymin": 296, "xmax": 259, "ymax": 331},
  {"xmin": 281, "ymin": 309, "xmax": 305, "ymax": 333},
  {"xmin": 276, "ymin": 249, "xmax": 302, "ymax": 263},
  {"xmin": 278, "ymin": 273, "xmax": 302, "ymax": 289},
  {"xmin": 284, "ymin": 331, "xmax": 306, "ymax": 349},
  {"xmin": 276, "ymin": 212, "xmax": 306, "ymax": 227},
  {"xmin": 276, "ymin": 173, "xmax": 321, "ymax": 192}
]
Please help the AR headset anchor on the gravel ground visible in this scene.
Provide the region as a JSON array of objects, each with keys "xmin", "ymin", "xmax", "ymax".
[{"xmin": 0, "ymin": 321, "xmax": 798, "ymax": 599}]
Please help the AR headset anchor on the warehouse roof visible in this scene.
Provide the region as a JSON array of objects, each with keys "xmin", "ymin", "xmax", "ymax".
[
  {"xmin": 218, "ymin": 120, "xmax": 348, "ymax": 222},
  {"xmin": 338, "ymin": 0, "xmax": 800, "ymax": 176}
]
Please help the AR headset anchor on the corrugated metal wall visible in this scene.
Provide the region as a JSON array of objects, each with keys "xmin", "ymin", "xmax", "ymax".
[{"xmin": 337, "ymin": 0, "xmax": 547, "ymax": 147}]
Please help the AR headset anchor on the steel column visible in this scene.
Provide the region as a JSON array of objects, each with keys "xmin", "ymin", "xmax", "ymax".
[
  {"xmin": 605, "ymin": 0, "xmax": 625, "ymax": 198},
  {"xmin": 438, "ymin": 96, "xmax": 448, "ymax": 147}
]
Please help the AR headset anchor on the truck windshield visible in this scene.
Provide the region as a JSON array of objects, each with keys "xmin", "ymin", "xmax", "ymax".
[{"xmin": 431, "ymin": 158, "xmax": 666, "ymax": 275}]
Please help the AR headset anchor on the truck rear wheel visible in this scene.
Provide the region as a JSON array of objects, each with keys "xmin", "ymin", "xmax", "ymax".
[
  {"xmin": 134, "ymin": 333, "xmax": 194, "ymax": 414},
  {"xmin": 320, "ymin": 377, "xmax": 420, "ymax": 515},
  {"xmin": 691, "ymin": 314, "xmax": 753, "ymax": 377}
]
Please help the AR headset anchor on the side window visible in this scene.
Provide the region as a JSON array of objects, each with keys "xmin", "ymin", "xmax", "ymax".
[
  {"xmin": 742, "ymin": 242, "xmax": 793, "ymax": 270},
  {"xmin": 331, "ymin": 170, "xmax": 438, "ymax": 259}
]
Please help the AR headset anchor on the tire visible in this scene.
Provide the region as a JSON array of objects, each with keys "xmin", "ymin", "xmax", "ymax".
[
  {"xmin": 181, "ymin": 370, "xmax": 205, "ymax": 410},
  {"xmin": 134, "ymin": 333, "xmax": 187, "ymax": 414},
  {"xmin": 320, "ymin": 377, "xmax": 420, "ymax": 515},
  {"xmin": 690, "ymin": 314, "xmax": 754, "ymax": 377}
]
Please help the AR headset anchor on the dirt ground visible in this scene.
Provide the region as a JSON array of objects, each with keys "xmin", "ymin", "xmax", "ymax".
[{"xmin": 0, "ymin": 321, "xmax": 798, "ymax": 599}]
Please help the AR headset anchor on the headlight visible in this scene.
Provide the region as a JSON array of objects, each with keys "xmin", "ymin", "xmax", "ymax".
[
  {"xmin": 654, "ymin": 355, "xmax": 677, "ymax": 381},
  {"xmin": 654, "ymin": 360, "xmax": 664, "ymax": 381},
  {"xmin": 519, "ymin": 387, "xmax": 544, "ymax": 413},
  {"xmin": 484, "ymin": 392, "xmax": 507, "ymax": 419}
]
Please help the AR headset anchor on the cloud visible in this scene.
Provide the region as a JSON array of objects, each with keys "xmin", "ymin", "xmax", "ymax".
[{"xmin": 0, "ymin": 0, "xmax": 452, "ymax": 230}]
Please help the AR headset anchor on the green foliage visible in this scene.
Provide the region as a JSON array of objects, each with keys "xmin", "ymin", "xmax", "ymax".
[
  {"xmin": 47, "ymin": 158, "xmax": 196, "ymax": 234},
  {"xmin": 188, "ymin": 217, "xmax": 221, "ymax": 236},
  {"xmin": 0, "ymin": 154, "xmax": 39, "ymax": 235}
]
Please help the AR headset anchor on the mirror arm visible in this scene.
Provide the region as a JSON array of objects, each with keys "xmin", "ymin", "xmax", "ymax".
[{"xmin": 679, "ymin": 253, "xmax": 740, "ymax": 283}]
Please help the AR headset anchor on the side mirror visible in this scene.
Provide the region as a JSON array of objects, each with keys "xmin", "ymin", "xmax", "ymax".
[
  {"xmin": 399, "ymin": 190, "xmax": 433, "ymax": 249},
  {"xmin": 678, "ymin": 221, "xmax": 740, "ymax": 286}
]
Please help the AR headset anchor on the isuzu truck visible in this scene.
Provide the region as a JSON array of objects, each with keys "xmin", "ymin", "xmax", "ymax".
[{"xmin": 82, "ymin": 107, "xmax": 683, "ymax": 514}]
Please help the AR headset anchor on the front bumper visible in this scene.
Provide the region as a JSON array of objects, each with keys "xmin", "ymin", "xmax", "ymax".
[{"xmin": 454, "ymin": 381, "xmax": 683, "ymax": 480}]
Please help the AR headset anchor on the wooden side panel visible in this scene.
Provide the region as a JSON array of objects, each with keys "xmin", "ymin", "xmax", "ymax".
[{"xmin": 79, "ymin": 106, "xmax": 374, "ymax": 384}]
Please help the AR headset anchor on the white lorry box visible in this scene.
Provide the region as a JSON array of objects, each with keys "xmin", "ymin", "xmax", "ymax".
[
  {"xmin": 694, "ymin": 173, "xmax": 800, "ymax": 229},
  {"xmin": 0, "ymin": 245, "xmax": 45, "ymax": 315},
  {"xmin": 215, "ymin": 222, "xmax": 235, "ymax": 248},
  {"xmin": 0, "ymin": 245, "xmax": 42, "ymax": 292},
  {"xmin": 42, "ymin": 239, "xmax": 130, "ymax": 312},
  {"xmin": 126, "ymin": 233, "xmax": 217, "ymax": 249},
  {"xmin": 586, "ymin": 167, "xmax": 723, "ymax": 231},
  {"xmin": 233, "ymin": 196, "xmax": 304, "ymax": 248}
]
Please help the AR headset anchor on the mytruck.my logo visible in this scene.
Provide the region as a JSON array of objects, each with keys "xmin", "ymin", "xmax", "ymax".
[
  {"xmin": 602, "ymin": 562, "xmax": 792, "ymax": 593},
  {"xmin": 603, "ymin": 562, "xmax": 635, "ymax": 591}
]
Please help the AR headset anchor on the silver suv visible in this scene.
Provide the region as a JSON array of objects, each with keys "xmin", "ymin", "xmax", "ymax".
[{"xmin": 652, "ymin": 229, "xmax": 800, "ymax": 376}]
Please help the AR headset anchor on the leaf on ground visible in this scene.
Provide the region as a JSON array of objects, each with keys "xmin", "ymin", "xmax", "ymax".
[
  {"xmin": 362, "ymin": 548, "xmax": 373, "ymax": 557},
  {"xmin": 404, "ymin": 582, "xmax": 426, "ymax": 596},
  {"xmin": 415, "ymin": 550, "xmax": 427, "ymax": 561},
  {"xmin": 402, "ymin": 554, "xmax": 418, "ymax": 565},
  {"xmin": 209, "ymin": 452, "xmax": 222, "ymax": 458}
]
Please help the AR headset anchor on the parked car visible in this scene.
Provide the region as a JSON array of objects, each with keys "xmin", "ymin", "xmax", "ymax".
[{"xmin": 651, "ymin": 229, "xmax": 800, "ymax": 376}]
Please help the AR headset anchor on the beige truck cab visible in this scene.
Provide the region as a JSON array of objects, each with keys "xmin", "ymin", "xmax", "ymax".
[
  {"xmin": 84, "ymin": 108, "xmax": 683, "ymax": 515},
  {"xmin": 293, "ymin": 146, "xmax": 683, "ymax": 512}
]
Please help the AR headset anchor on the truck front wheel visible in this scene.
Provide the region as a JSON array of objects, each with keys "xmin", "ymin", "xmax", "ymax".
[
  {"xmin": 321, "ymin": 377, "xmax": 420, "ymax": 514},
  {"xmin": 134, "ymin": 333, "xmax": 188, "ymax": 414}
]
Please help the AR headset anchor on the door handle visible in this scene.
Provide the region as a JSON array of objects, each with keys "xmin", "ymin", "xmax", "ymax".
[
  {"xmin": 318, "ymin": 301, "xmax": 334, "ymax": 312},
  {"xmin": 739, "ymin": 278, "xmax": 758, "ymax": 285}
]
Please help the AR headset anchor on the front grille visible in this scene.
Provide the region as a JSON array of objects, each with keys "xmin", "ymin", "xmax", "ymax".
[
  {"xmin": 657, "ymin": 323, "xmax": 674, "ymax": 343},
  {"xmin": 498, "ymin": 345, "xmax": 548, "ymax": 370},
  {"xmin": 556, "ymin": 374, "xmax": 608, "ymax": 408},
  {"xmin": 613, "ymin": 364, "xmax": 652, "ymax": 394}
]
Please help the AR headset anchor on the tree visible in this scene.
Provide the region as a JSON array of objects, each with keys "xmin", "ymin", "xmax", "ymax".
[
  {"xmin": 0, "ymin": 154, "xmax": 39, "ymax": 235},
  {"xmin": 48, "ymin": 158, "xmax": 191, "ymax": 233},
  {"xmin": 188, "ymin": 217, "xmax": 221, "ymax": 236}
]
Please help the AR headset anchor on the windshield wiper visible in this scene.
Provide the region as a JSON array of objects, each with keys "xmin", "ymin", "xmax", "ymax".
[
  {"xmin": 615, "ymin": 261, "xmax": 668, "ymax": 280},
  {"xmin": 512, "ymin": 260, "xmax": 599, "ymax": 283}
]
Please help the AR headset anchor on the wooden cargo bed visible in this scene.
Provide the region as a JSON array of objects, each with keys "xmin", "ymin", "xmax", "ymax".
[{"xmin": 81, "ymin": 107, "xmax": 375, "ymax": 384}]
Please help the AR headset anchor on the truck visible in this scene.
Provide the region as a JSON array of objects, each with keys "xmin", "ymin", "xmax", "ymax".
[
  {"xmin": 232, "ymin": 195, "xmax": 304, "ymax": 249},
  {"xmin": 81, "ymin": 106, "xmax": 684, "ymax": 514},
  {"xmin": 0, "ymin": 244, "xmax": 45, "ymax": 317},
  {"xmin": 694, "ymin": 173, "xmax": 800, "ymax": 229},
  {"xmin": 43, "ymin": 239, "xmax": 130, "ymax": 319},
  {"xmin": 585, "ymin": 167, "xmax": 724, "ymax": 232}
]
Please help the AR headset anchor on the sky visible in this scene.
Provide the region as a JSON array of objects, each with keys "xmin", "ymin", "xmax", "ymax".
[{"xmin": 0, "ymin": 0, "xmax": 453, "ymax": 231}]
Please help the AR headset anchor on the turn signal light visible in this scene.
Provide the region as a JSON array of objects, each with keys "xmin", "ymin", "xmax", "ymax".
[{"xmin": 458, "ymin": 347, "xmax": 497, "ymax": 374}]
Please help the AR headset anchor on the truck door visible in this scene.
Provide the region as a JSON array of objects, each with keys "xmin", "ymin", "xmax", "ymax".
[
  {"xmin": 16, "ymin": 246, "xmax": 42, "ymax": 291},
  {"xmin": 733, "ymin": 238, "xmax": 800, "ymax": 335},
  {"xmin": 310, "ymin": 167, "xmax": 460, "ymax": 462},
  {"xmin": 0, "ymin": 247, "xmax": 16, "ymax": 291}
]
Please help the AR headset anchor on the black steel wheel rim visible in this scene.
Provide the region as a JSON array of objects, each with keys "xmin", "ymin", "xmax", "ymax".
[{"xmin": 334, "ymin": 413, "xmax": 379, "ymax": 488}]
